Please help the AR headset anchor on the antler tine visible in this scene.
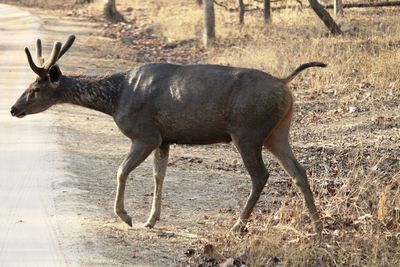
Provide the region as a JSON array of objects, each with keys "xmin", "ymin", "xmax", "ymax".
[
  {"xmin": 58, "ymin": 35, "xmax": 76, "ymax": 60},
  {"xmin": 25, "ymin": 36, "xmax": 73, "ymax": 78},
  {"xmin": 43, "ymin": 41, "xmax": 62, "ymax": 70},
  {"xmin": 25, "ymin": 47, "xmax": 46, "ymax": 78},
  {"xmin": 36, "ymin": 39, "xmax": 44, "ymax": 65}
]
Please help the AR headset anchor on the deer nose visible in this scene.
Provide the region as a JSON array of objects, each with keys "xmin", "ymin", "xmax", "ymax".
[{"xmin": 10, "ymin": 106, "xmax": 18, "ymax": 116}]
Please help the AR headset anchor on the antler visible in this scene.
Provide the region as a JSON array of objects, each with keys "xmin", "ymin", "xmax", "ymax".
[
  {"xmin": 25, "ymin": 35, "xmax": 76, "ymax": 79},
  {"xmin": 43, "ymin": 41, "xmax": 62, "ymax": 69},
  {"xmin": 25, "ymin": 47, "xmax": 46, "ymax": 78},
  {"xmin": 36, "ymin": 39, "xmax": 44, "ymax": 65},
  {"xmin": 58, "ymin": 35, "xmax": 76, "ymax": 60}
]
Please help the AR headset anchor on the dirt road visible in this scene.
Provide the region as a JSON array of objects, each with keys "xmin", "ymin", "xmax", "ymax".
[{"xmin": 0, "ymin": 4, "xmax": 82, "ymax": 266}]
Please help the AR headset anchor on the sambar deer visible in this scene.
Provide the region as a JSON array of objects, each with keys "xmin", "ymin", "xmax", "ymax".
[{"xmin": 11, "ymin": 35, "xmax": 326, "ymax": 233}]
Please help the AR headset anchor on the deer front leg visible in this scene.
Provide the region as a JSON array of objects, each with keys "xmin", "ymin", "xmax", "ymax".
[
  {"xmin": 115, "ymin": 140, "xmax": 156, "ymax": 226},
  {"xmin": 144, "ymin": 143, "xmax": 170, "ymax": 229}
]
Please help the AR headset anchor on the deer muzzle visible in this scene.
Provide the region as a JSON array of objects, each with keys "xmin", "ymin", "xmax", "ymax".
[{"xmin": 10, "ymin": 105, "xmax": 26, "ymax": 118}]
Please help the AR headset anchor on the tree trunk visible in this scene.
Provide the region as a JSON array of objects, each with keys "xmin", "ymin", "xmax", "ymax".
[
  {"xmin": 75, "ymin": 0, "xmax": 93, "ymax": 4},
  {"xmin": 334, "ymin": 0, "xmax": 343, "ymax": 16},
  {"xmin": 264, "ymin": 0, "xmax": 271, "ymax": 24},
  {"xmin": 203, "ymin": 0, "xmax": 216, "ymax": 47},
  {"xmin": 308, "ymin": 0, "xmax": 342, "ymax": 35},
  {"xmin": 238, "ymin": 0, "xmax": 245, "ymax": 25},
  {"xmin": 104, "ymin": 0, "xmax": 126, "ymax": 23}
]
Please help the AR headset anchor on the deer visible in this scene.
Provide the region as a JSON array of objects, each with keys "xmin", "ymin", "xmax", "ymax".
[{"xmin": 11, "ymin": 35, "xmax": 326, "ymax": 233}]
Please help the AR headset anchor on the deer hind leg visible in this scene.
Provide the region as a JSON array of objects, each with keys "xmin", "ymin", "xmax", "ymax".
[
  {"xmin": 264, "ymin": 116, "xmax": 322, "ymax": 233},
  {"xmin": 144, "ymin": 143, "xmax": 170, "ymax": 229},
  {"xmin": 230, "ymin": 135, "xmax": 269, "ymax": 232},
  {"xmin": 115, "ymin": 140, "xmax": 156, "ymax": 227}
]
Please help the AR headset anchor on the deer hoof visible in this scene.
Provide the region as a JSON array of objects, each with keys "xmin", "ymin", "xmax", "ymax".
[
  {"xmin": 118, "ymin": 214, "xmax": 132, "ymax": 227},
  {"xmin": 126, "ymin": 216, "xmax": 133, "ymax": 227},
  {"xmin": 115, "ymin": 209, "xmax": 133, "ymax": 227},
  {"xmin": 143, "ymin": 222, "xmax": 154, "ymax": 229}
]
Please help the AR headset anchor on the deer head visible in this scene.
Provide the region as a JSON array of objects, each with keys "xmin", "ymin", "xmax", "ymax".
[{"xmin": 10, "ymin": 35, "xmax": 75, "ymax": 118}]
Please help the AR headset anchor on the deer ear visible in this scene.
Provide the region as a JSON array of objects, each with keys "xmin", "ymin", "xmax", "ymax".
[{"xmin": 49, "ymin": 65, "xmax": 62, "ymax": 83}]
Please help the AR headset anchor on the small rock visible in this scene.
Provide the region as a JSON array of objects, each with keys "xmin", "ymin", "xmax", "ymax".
[
  {"xmin": 238, "ymin": 250, "xmax": 249, "ymax": 263},
  {"xmin": 184, "ymin": 248, "xmax": 195, "ymax": 257},
  {"xmin": 220, "ymin": 258, "xmax": 235, "ymax": 267},
  {"xmin": 157, "ymin": 231, "xmax": 175, "ymax": 238},
  {"xmin": 163, "ymin": 42, "xmax": 178, "ymax": 49},
  {"xmin": 323, "ymin": 88, "xmax": 337, "ymax": 96},
  {"xmin": 121, "ymin": 36, "xmax": 135, "ymax": 44},
  {"xmin": 142, "ymin": 23, "xmax": 160, "ymax": 35},
  {"xmin": 359, "ymin": 82, "xmax": 372, "ymax": 90},
  {"xmin": 265, "ymin": 256, "xmax": 280, "ymax": 265},
  {"xmin": 348, "ymin": 106, "xmax": 357, "ymax": 113},
  {"xmin": 372, "ymin": 116, "xmax": 385, "ymax": 125},
  {"xmin": 342, "ymin": 25, "xmax": 360, "ymax": 35}
]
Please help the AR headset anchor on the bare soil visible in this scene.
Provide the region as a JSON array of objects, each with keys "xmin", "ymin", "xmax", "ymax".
[{"xmin": 7, "ymin": 2, "xmax": 399, "ymax": 266}]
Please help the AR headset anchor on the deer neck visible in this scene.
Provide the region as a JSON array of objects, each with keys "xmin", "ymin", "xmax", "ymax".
[{"xmin": 58, "ymin": 73, "xmax": 125, "ymax": 116}]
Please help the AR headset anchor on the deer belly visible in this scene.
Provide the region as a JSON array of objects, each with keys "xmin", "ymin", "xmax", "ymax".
[{"xmin": 159, "ymin": 117, "xmax": 231, "ymax": 145}]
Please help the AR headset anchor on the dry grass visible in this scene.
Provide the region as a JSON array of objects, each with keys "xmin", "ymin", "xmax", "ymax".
[{"xmin": 211, "ymin": 162, "xmax": 399, "ymax": 266}]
